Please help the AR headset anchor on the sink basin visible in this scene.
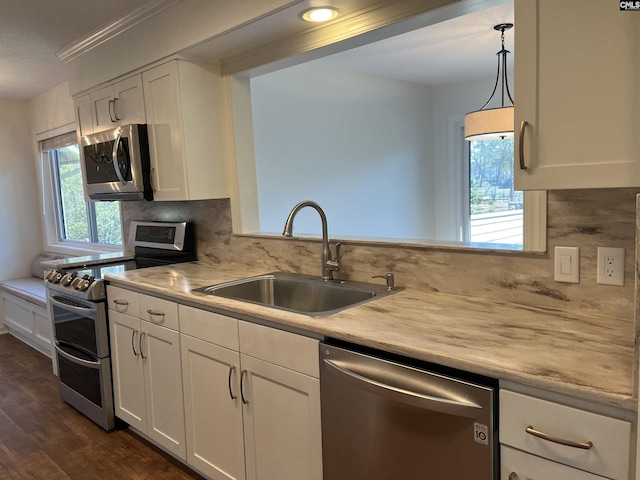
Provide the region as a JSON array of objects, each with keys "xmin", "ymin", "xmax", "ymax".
[{"xmin": 192, "ymin": 272, "xmax": 397, "ymax": 317}]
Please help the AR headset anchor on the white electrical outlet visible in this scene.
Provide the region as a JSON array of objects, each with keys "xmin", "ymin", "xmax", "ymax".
[{"xmin": 597, "ymin": 247, "xmax": 625, "ymax": 286}]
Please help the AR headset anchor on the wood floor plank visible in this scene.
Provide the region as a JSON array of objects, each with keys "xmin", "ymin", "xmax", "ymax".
[{"xmin": 0, "ymin": 334, "xmax": 205, "ymax": 480}]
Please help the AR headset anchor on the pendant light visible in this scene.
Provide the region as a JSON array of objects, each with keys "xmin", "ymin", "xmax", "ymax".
[{"xmin": 465, "ymin": 23, "xmax": 514, "ymax": 141}]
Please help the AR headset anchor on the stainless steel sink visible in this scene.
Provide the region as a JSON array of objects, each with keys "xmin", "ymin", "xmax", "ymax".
[{"xmin": 192, "ymin": 272, "xmax": 397, "ymax": 317}]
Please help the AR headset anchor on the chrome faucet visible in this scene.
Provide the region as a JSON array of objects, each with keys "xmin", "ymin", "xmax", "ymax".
[{"xmin": 282, "ymin": 200, "xmax": 340, "ymax": 281}]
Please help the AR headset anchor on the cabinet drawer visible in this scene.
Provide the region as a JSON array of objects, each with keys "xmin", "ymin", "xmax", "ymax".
[
  {"xmin": 500, "ymin": 390, "xmax": 630, "ymax": 479},
  {"xmin": 178, "ymin": 305, "xmax": 239, "ymax": 350},
  {"xmin": 239, "ymin": 321, "xmax": 319, "ymax": 378},
  {"xmin": 138, "ymin": 293, "xmax": 179, "ymax": 330},
  {"xmin": 107, "ymin": 285, "xmax": 139, "ymax": 317},
  {"xmin": 501, "ymin": 445, "xmax": 608, "ymax": 480}
]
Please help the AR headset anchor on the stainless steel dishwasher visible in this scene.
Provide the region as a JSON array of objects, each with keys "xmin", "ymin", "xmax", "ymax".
[{"xmin": 320, "ymin": 342, "xmax": 498, "ymax": 480}]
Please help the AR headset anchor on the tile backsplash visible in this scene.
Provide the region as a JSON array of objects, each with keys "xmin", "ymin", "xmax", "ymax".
[{"xmin": 122, "ymin": 188, "xmax": 639, "ymax": 319}]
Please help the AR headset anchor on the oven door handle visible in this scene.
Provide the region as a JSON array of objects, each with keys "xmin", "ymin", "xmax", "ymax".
[
  {"xmin": 54, "ymin": 342, "xmax": 101, "ymax": 369},
  {"xmin": 49, "ymin": 295, "xmax": 99, "ymax": 319}
]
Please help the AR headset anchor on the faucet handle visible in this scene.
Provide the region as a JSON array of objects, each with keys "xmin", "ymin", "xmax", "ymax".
[
  {"xmin": 326, "ymin": 242, "xmax": 341, "ymax": 271},
  {"xmin": 372, "ymin": 273, "xmax": 395, "ymax": 291}
]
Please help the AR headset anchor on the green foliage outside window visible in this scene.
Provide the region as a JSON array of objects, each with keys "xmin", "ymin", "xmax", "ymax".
[
  {"xmin": 469, "ymin": 139, "xmax": 522, "ymax": 215},
  {"xmin": 54, "ymin": 145, "xmax": 122, "ymax": 246}
]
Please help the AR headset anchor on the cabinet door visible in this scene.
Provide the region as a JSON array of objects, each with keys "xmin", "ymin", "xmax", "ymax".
[
  {"xmin": 142, "ymin": 61, "xmax": 188, "ymax": 201},
  {"xmin": 142, "ymin": 320, "xmax": 186, "ymax": 459},
  {"xmin": 113, "ymin": 75, "xmax": 145, "ymax": 125},
  {"xmin": 181, "ymin": 334, "xmax": 245, "ymax": 480},
  {"xmin": 501, "ymin": 446, "xmax": 608, "ymax": 480},
  {"xmin": 241, "ymin": 354, "xmax": 322, "ymax": 480},
  {"xmin": 73, "ymin": 94, "xmax": 93, "ymax": 137},
  {"xmin": 109, "ymin": 310, "xmax": 146, "ymax": 431},
  {"xmin": 514, "ymin": 0, "xmax": 640, "ymax": 190},
  {"xmin": 90, "ymin": 84, "xmax": 116, "ymax": 133}
]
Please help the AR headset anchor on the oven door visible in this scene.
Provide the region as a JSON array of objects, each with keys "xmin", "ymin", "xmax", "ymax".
[
  {"xmin": 54, "ymin": 340, "xmax": 115, "ymax": 431},
  {"xmin": 48, "ymin": 292, "xmax": 109, "ymax": 358}
]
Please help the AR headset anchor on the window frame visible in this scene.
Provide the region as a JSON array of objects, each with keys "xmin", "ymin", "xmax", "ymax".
[
  {"xmin": 38, "ymin": 125, "xmax": 125, "ymax": 256},
  {"xmin": 452, "ymin": 117, "xmax": 546, "ymax": 252}
]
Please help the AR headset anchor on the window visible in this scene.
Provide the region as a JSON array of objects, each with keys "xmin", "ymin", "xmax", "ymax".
[
  {"xmin": 40, "ymin": 131, "xmax": 123, "ymax": 251},
  {"xmin": 468, "ymin": 138, "xmax": 523, "ymax": 247}
]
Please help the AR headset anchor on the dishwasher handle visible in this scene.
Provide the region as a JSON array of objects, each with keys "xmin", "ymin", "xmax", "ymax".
[{"xmin": 323, "ymin": 358, "xmax": 483, "ymax": 419}]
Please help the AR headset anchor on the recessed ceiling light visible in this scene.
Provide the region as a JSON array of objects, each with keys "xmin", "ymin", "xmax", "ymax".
[{"xmin": 301, "ymin": 7, "xmax": 339, "ymax": 23}]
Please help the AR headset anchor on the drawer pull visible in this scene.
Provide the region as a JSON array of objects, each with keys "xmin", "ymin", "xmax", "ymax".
[
  {"xmin": 525, "ymin": 425, "xmax": 593, "ymax": 450},
  {"xmin": 146, "ymin": 309, "xmax": 165, "ymax": 317},
  {"xmin": 113, "ymin": 299, "xmax": 129, "ymax": 306}
]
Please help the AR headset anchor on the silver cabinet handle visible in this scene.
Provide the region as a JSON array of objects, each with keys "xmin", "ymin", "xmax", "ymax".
[
  {"xmin": 324, "ymin": 358, "xmax": 482, "ymax": 418},
  {"xmin": 146, "ymin": 309, "xmax": 165, "ymax": 317},
  {"xmin": 525, "ymin": 425, "xmax": 593, "ymax": 450},
  {"xmin": 108, "ymin": 99, "xmax": 116, "ymax": 122},
  {"xmin": 112, "ymin": 299, "xmax": 129, "ymax": 306},
  {"xmin": 228, "ymin": 365, "xmax": 237, "ymax": 400},
  {"xmin": 131, "ymin": 330, "xmax": 138, "ymax": 357},
  {"xmin": 139, "ymin": 332, "xmax": 146, "ymax": 359},
  {"xmin": 240, "ymin": 369, "xmax": 249, "ymax": 405},
  {"xmin": 518, "ymin": 120, "xmax": 528, "ymax": 170},
  {"xmin": 112, "ymin": 97, "xmax": 121, "ymax": 121}
]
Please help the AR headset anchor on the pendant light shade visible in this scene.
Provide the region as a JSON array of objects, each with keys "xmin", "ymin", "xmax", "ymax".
[
  {"xmin": 465, "ymin": 106, "xmax": 514, "ymax": 140},
  {"xmin": 465, "ymin": 23, "xmax": 514, "ymax": 141}
]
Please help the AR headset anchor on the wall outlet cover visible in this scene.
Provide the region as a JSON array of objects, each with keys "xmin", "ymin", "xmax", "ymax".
[{"xmin": 596, "ymin": 247, "xmax": 625, "ymax": 286}]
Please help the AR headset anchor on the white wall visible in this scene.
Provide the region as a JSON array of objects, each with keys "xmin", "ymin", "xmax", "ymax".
[
  {"xmin": 431, "ymin": 75, "xmax": 506, "ymax": 240},
  {"xmin": 0, "ymin": 100, "xmax": 42, "ymax": 281},
  {"xmin": 251, "ymin": 62, "xmax": 435, "ymax": 240}
]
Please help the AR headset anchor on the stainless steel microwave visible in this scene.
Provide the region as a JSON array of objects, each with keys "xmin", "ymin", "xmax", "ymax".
[{"xmin": 80, "ymin": 124, "xmax": 152, "ymax": 201}]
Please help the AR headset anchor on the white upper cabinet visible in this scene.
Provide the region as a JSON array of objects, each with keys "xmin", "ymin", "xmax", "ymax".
[
  {"xmin": 142, "ymin": 59, "xmax": 228, "ymax": 201},
  {"xmin": 90, "ymin": 75, "xmax": 146, "ymax": 133},
  {"xmin": 514, "ymin": 0, "xmax": 640, "ymax": 190},
  {"xmin": 72, "ymin": 58, "xmax": 228, "ymax": 202},
  {"xmin": 74, "ymin": 94, "xmax": 94, "ymax": 137}
]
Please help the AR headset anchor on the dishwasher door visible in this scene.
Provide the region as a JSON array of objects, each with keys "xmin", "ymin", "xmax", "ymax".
[{"xmin": 320, "ymin": 343, "xmax": 497, "ymax": 480}]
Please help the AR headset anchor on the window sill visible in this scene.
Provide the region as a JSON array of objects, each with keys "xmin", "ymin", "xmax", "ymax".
[{"xmin": 46, "ymin": 242, "xmax": 124, "ymax": 258}]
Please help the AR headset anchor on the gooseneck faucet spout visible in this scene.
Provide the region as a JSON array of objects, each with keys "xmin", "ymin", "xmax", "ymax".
[{"xmin": 283, "ymin": 200, "xmax": 340, "ymax": 281}]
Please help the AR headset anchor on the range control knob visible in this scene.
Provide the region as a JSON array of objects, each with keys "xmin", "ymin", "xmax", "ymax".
[
  {"xmin": 76, "ymin": 275, "xmax": 94, "ymax": 292},
  {"xmin": 60, "ymin": 273, "xmax": 76, "ymax": 287},
  {"xmin": 49, "ymin": 270, "xmax": 64, "ymax": 284}
]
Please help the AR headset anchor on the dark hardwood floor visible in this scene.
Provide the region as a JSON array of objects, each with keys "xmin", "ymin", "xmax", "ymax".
[{"xmin": 0, "ymin": 334, "xmax": 205, "ymax": 480}]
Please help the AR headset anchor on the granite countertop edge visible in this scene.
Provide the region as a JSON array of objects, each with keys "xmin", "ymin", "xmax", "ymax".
[{"xmin": 104, "ymin": 262, "xmax": 637, "ymax": 412}]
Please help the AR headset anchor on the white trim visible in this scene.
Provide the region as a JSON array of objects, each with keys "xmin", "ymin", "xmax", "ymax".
[
  {"xmin": 35, "ymin": 123, "xmax": 76, "ymax": 142},
  {"xmin": 523, "ymin": 190, "xmax": 547, "ymax": 252},
  {"xmin": 56, "ymin": 0, "xmax": 181, "ymax": 63}
]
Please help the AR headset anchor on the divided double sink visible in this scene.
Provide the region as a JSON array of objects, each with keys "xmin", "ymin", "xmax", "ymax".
[{"xmin": 193, "ymin": 272, "xmax": 397, "ymax": 317}]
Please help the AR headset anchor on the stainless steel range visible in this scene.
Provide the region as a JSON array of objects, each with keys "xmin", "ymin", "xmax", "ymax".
[{"xmin": 44, "ymin": 221, "xmax": 195, "ymax": 431}]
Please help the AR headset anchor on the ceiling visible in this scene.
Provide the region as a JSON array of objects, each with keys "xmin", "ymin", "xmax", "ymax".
[
  {"xmin": 0, "ymin": 0, "xmax": 513, "ymax": 101},
  {"xmin": 0, "ymin": 0, "xmax": 140, "ymax": 100},
  {"xmin": 317, "ymin": 2, "xmax": 514, "ymax": 87}
]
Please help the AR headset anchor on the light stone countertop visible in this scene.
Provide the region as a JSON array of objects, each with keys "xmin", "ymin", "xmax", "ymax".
[{"xmin": 104, "ymin": 261, "xmax": 637, "ymax": 411}]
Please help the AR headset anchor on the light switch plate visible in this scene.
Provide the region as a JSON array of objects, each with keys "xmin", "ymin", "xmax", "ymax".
[{"xmin": 554, "ymin": 246, "xmax": 579, "ymax": 283}]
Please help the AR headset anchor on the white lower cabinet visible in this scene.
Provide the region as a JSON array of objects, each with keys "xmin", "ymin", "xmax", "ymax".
[
  {"xmin": 181, "ymin": 333, "xmax": 245, "ymax": 480},
  {"xmin": 501, "ymin": 445, "xmax": 608, "ymax": 480},
  {"xmin": 500, "ymin": 389, "xmax": 632, "ymax": 480},
  {"xmin": 179, "ymin": 305, "xmax": 322, "ymax": 480},
  {"xmin": 108, "ymin": 288, "xmax": 186, "ymax": 460}
]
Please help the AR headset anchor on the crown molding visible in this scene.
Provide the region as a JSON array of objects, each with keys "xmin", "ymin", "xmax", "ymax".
[{"xmin": 56, "ymin": 0, "xmax": 181, "ymax": 63}]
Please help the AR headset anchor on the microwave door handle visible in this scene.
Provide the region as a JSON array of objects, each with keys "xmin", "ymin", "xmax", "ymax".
[{"xmin": 111, "ymin": 127, "xmax": 126, "ymax": 185}]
